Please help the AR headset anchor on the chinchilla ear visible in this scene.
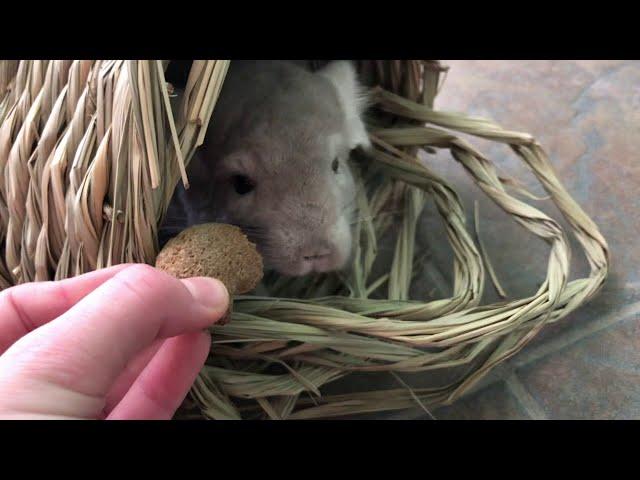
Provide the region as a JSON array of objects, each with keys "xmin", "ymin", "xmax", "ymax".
[{"xmin": 318, "ymin": 61, "xmax": 371, "ymax": 151}]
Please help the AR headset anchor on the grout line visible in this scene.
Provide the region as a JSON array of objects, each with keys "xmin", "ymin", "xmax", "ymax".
[
  {"xmin": 382, "ymin": 299, "xmax": 640, "ymax": 419},
  {"xmin": 505, "ymin": 373, "xmax": 548, "ymax": 420},
  {"xmin": 385, "ymin": 406, "xmax": 433, "ymax": 421},
  {"xmin": 512, "ymin": 300, "xmax": 640, "ymax": 370},
  {"xmin": 363, "ymin": 292, "xmax": 640, "ymax": 419},
  {"xmin": 441, "ymin": 298, "xmax": 640, "ymax": 403}
]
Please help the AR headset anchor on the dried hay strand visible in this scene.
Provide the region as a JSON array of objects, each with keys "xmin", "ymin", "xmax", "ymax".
[{"xmin": 0, "ymin": 60, "xmax": 609, "ymax": 419}]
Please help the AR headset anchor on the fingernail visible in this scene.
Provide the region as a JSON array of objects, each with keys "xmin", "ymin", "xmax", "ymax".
[{"xmin": 182, "ymin": 277, "xmax": 229, "ymax": 313}]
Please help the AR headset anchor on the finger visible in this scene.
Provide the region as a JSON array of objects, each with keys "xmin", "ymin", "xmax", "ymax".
[
  {"xmin": 0, "ymin": 264, "xmax": 131, "ymax": 354},
  {"xmin": 1, "ymin": 264, "xmax": 228, "ymax": 413},
  {"xmin": 103, "ymin": 338, "xmax": 165, "ymax": 415},
  {"xmin": 107, "ymin": 331, "xmax": 211, "ymax": 420}
]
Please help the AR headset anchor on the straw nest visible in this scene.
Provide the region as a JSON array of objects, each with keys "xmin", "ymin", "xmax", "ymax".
[{"xmin": 0, "ymin": 60, "xmax": 609, "ymax": 419}]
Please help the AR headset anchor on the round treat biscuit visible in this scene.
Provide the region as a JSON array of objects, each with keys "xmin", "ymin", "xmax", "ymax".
[{"xmin": 155, "ymin": 223, "xmax": 263, "ymax": 295}]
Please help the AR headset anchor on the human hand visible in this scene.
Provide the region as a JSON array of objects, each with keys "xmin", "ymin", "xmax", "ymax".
[{"xmin": 0, "ymin": 264, "xmax": 229, "ymax": 420}]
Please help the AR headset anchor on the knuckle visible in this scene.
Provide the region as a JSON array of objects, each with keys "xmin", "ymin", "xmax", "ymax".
[
  {"xmin": 112, "ymin": 264, "xmax": 177, "ymax": 308},
  {"xmin": 115, "ymin": 266, "xmax": 160, "ymax": 299},
  {"xmin": 1, "ymin": 287, "xmax": 35, "ymax": 333}
]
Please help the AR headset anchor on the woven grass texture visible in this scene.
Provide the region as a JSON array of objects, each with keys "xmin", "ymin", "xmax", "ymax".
[{"xmin": 0, "ymin": 60, "xmax": 609, "ymax": 419}]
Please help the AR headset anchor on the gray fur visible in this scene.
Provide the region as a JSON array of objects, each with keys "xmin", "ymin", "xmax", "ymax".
[{"xmin": 162, "ymin": 60, "xmax": 370, "ymax": 277}]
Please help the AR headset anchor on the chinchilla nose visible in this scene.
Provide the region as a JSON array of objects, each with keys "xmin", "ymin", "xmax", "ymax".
[
  {"xmin": 301, "ymin": 246, "xmax": 332, "ymax": 261},
  {"xmin": 300, "ymin": 245, "xmax": 335, "ymax": 274}
]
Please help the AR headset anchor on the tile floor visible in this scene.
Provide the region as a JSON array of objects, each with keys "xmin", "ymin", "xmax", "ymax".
[{"xmin": 397, "ymin": 60, "xmax": 640, "ymax": 420}]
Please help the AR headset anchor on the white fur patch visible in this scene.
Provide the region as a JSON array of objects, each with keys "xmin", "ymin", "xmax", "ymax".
[{"xmin": 319, "ymin": 61, "xmax": 371, "ymax": 151}]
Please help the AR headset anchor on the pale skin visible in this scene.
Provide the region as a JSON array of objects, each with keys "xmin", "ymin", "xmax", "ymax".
[{"xmin": 0, "ymin": 264, "xmax": 229, "ymax": 420}]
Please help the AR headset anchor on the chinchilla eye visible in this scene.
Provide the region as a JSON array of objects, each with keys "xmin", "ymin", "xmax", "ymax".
[
  {"xmin": 231, "ymin": 175, "xmax": 255, "ymax": 195},
  {"xmin": 331, "ymin": 158, "xmax": 339, "ymax": 173}
]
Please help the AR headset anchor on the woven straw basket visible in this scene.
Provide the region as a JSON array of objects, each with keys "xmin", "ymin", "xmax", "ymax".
[{"xmin": 0, "ymin": 60, "xmax": 609, "ymax": 419}]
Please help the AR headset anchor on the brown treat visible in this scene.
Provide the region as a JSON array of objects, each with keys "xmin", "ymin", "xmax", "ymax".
[{"xmin": 155, "ymin": 223, "xmax": 263, "ymax": 295}]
